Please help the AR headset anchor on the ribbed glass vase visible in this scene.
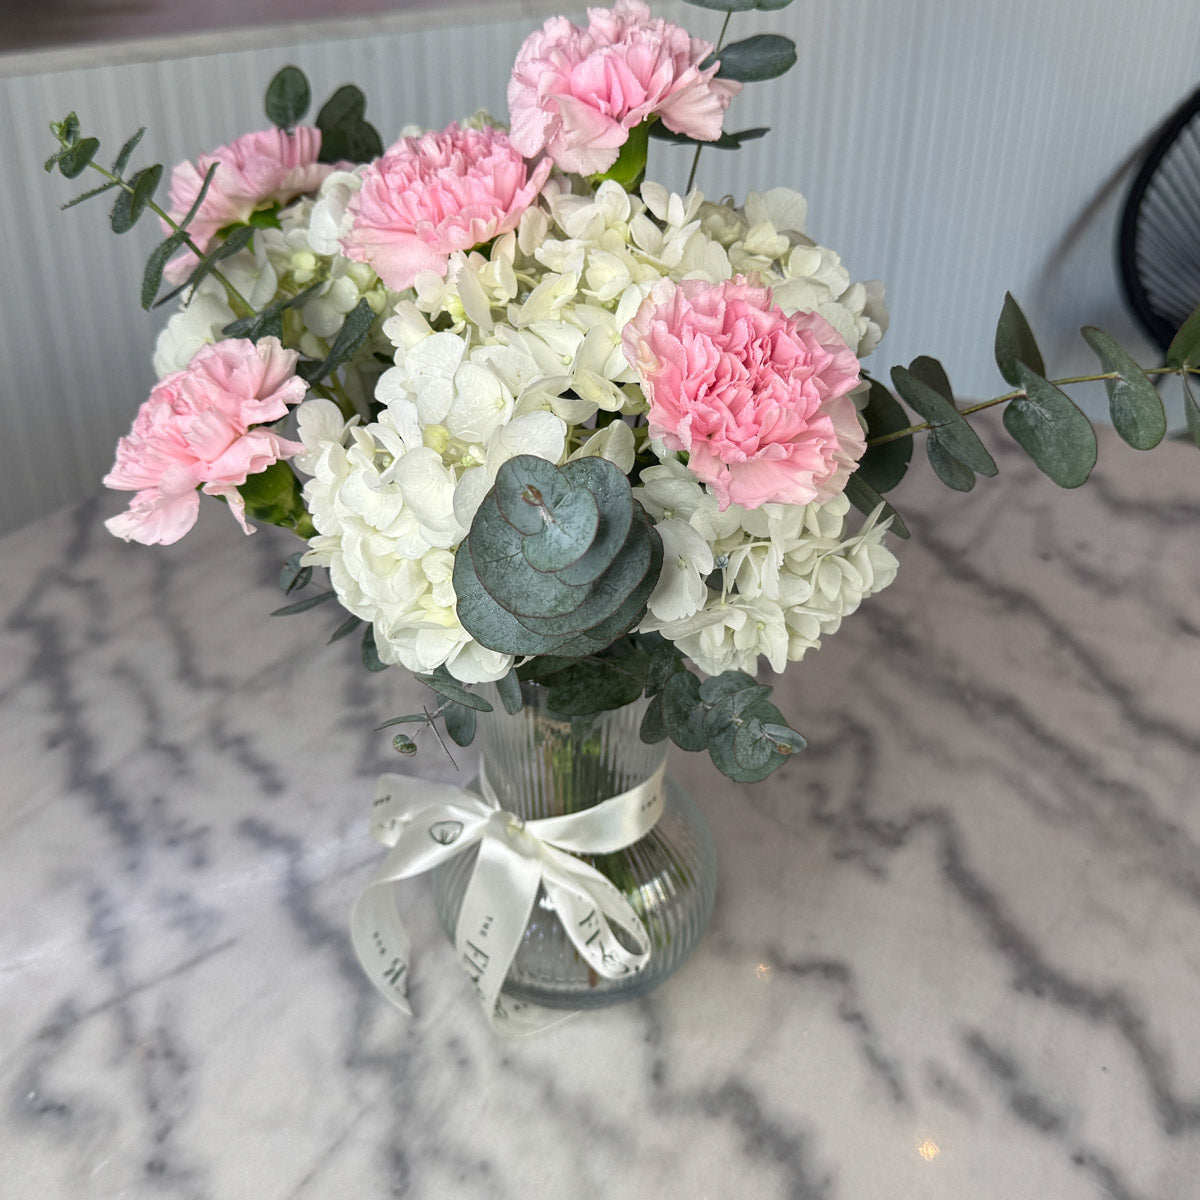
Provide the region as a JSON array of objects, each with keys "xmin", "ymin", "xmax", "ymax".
[{"xmin": 432, "ymin": 683, "xmax": 716, "ymax": 1009}]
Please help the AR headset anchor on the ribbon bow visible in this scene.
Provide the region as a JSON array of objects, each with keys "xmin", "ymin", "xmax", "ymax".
[{"xmin": 351, "ymin": 765, "xmax": 665, "ymax": 1033}]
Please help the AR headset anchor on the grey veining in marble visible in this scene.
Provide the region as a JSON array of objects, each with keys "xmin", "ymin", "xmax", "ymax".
[{"xmin": 2, "ymin": 422, "xmax": 1199, "ymax": 1199}]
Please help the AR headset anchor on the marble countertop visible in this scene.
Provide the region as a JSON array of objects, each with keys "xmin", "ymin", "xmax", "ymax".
[{"xmin": 3, "ymin": 424, "xmax": 1199, "ymax": 1200}]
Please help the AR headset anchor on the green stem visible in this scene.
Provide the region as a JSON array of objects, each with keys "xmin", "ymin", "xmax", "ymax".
[
  {"xmin": 685, "ymin": 10, "xmax": 732, "ymax": 194},
  {"xmin": 866, "ymin": 364, "xmax": 1200, "ymax": 447}
]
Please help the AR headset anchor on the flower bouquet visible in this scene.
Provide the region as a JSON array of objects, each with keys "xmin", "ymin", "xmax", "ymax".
[{"xmin": 49, "ymin": 0, "xmax": 1200, "ymax": 1028}]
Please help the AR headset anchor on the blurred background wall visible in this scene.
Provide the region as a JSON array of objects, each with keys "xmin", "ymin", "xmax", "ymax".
[{"xmin": 2, "ymin": 0, "xmax": 1198, "ymax": 534}]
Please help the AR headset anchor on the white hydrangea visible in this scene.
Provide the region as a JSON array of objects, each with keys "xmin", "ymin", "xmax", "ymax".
[
  {"xmin": 291, "ymin": 174, "xmax": 897, "ymax": 683},
  {"xmin": 636, "ymin": 459, "xmax": 898, "ymax": 678}
]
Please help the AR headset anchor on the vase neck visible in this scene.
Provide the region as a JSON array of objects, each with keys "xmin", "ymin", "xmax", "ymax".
[{"xmin": 479, "ymin": 684, "xmax": 667, "ymax": 820}]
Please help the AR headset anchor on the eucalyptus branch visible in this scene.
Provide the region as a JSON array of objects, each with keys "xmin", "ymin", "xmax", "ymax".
[
  {"xmin": 75, "ymin": 158, "xmax": 257, "ymax": 320},
  {"xmin": 866, "ymin": 364, "xmax": 1200, "ymax": 448}
]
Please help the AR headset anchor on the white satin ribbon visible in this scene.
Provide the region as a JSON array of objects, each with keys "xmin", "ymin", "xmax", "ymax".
[{"xmin": 351, "ymin": 764, "xmax": 666, "ymax": 1034}]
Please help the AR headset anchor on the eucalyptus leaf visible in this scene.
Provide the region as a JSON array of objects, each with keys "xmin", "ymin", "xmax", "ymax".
[
  {"xmin": 857, "ymin": 378, "xmax": 913, "ymax": 493},
  {"xmin": 110, "ymin": 127, "xmax": 146, "ymax": 176},
  {"xmin": 544, "ymin": 660, "xmax": 646, "ymax": 715},
  {"xmin": 57, "ymin": 136, "xmax": 100, "ymax": 179},
  {"xmin": 300, "ymin": 296, "xmax": 376, "ymax": 384},
  {"xmin": 271, "ymin": 590, "xmax": 335, "ymax": 616},
  {"xmin": 361, "ymin": 624, "xmax": 388, "ymax": 672},
  {"xmin": 495, "ymin": 668, "xmax": 524, "ymax": 715},
  {"xmin": 639, "ymin": 694, "xmax": 668, "ymax": 744},
  {"xmin": 443, "ymin": 702, "xmax": 477, "ymax": 748},
  {"xmin": 1166, "ymin": 300, "xmax": 1200, "ymax": 369},
  {"xmin": 316, "ymin": 85, "xmax": 382, "ymax": 164},
  {"xmin": 710, "ymin": 34, "xmax": 797, "ymax": 82},
  {"xmin": 315, "ymin": 83, "xmax": 366, "ymax": 130},
  {"xmin": 662, "ymin": 670, "xmax": 707, "ymax": 752},
  {"xmin": 891, "ymin": 363, "xmax": 996, "ymax": 477},
  {"xmin": 522, "ymin": 484, "xmax": 600, "ymax": 574},
  {"xmin": 414, "ymin": 669, "xmax": 494, "ymax": 712},
  {"xmin": 279, "ymin": 550, "xmax": 312, "ymax": 593},
  {"xmin": 185, "ymin": 224, "xmax": 255, "ymax": 296},
  {"xmin": 731, "ymin": 717, "xmax": 777, "ymax": 774},
  {"xmin": 110, "ymin": 163, "xmax": 162, "ymax": 233},
  {"xmin": 907, "ymin": 354, "xmax": 956, "ymax": 403},
  {"xmin": 926, "ymin": 437, "xmax": 976, "ymax": 492},
  {"xmin": 698, "ymin": 670, "xmax": 766, "ymax": 708},
  {"xmin": 1004, "ymin": 363, "xmax": 1097, "ymax": 488},
  {"xmin": 843, "ymin": 474, "xmax": 910, "ymax": 539},
  {"xmin": 708, "ymin": 720, "xmax": 785, "ymax": 783},
  {"xmin": 1183, "ymin": 374, "xmax": 1200, "ymax": 448},
  {"xmin": 62, "ymin": 178, "xmax": 119, "ymax": 210},
  {"xmin": 647, "ymin": 125, "xmax": 771, "ymax": 151},
  {"xmin": 375, "ymin": 713, "xmax": 432, "ymax": 730},
  {"xmin": 1080, "ymin": 326, "xmax": 1166, "ymax": 450},
  {"xmin": 265, "ymin": 66, "xmax": 311, "ymax": 129},
  {"xmin": 683, "ymin": 0, "xmax": 793, "ymax": 10},
  {"xmin": 328, "ymin": 614, "xmax": 363, "ymax": 644},
  {"xmin": 141, "ymin": 233, "xmax": 184, "ymax": 310},
  {"xmin": 392, "ymin": 733, "xmax": 418, "ymax": 756},
  {"xmin": 762, "ymin": 723, "xmax": 807, "ymax": 755},
  {"xmin": 994, "ymin": 292, "xmax": 1045, "ymax": 386},
  {"xmin": 645, "ymin": 641, "xmax": 682, "ymax": 697},
  {"xmin": 174, "ymin": 161, "xmax": 219, "ymax": 235},
  {"xmin": 552, "ymin": 458, "xmax": 634, "ymax": 586}
]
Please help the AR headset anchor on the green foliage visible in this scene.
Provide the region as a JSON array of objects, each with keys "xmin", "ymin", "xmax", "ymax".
[
  {"xmin": 709, "ymin": 34, "xmax": 797, "ymax": 82},
  {"xmin": 1080, "ymin": 327, "xmax": 1166, "ymax": 450},
  {"xmin": 328, "ymin": 614, "xmax": 363, "ymax": 644},
  {"xmin": 648, "ymin": 125, "xmax": 770, "ymax": 151},
  {"xmin": 1183, "ymin": 375, "xmax": 1200, "ymax": 448},
  {"xmin": 316, "ymin": 84, "xmax": 384, "ymax": 164},
  {"xmin": 843, "ymin": 474, "xmax": 910, "ymax": 539},
  {"xmin": 494, "ymin": 669, "xmax": 524, "ymax": 715},
  {"xmin": 682, "ymin": 0, "xmax": 794, "ymax": 10},
  {"xmin": 443, "ymin": 702, "xmax": 477, "ymax": 747},
  {"xmin": 298, "ymin": 297, "xmax": 377, "ymax": 384},
  {"xmin": 994, "ymin": 292, "xmax": 1046, "ymax": 386},
  {"xmin": 111, "ymin": 128, "xmax": 146, "ymax": 177},
  {"xmin": 656, "ymin": 666, "xmax": 805, "ymax": 781},
  {"xmin": 221, "ymin": 281, "xmax": 323, "ymax": 342},
  {"xmin": 271, "ymin": 590, "xmax": 335, "ymax": 616},
  {"xmin": 142, "ymin": 162, "xmax": 219, "ymax": 309},
  {"xmin": 856, "ymin": 378, "xmax": 913, "ymax": 494},
  {"xmin": 539, "ymin": 651, "xmax": 649, "ymax": 716},
  {"xmin": 892, "ymin": 359, "xmax": 997, "ymax": 491},
  {"xmin": 454, "ymin": 455, "xmax": 662, "ymax": 658},
  {"xmin": 279, "ymin": 549, "xmax": 312, "ymax": 594},
  {"xmin": 360, "ymin": 625, "xmax": 389, "ymax": 671},
  {"xmin": 1166, "ymin": 301, "xmax": 1200, "ymax": 370},
  {"xmin": 110, "ymin": 164, "xmax": 162, "ymax": 233},
  {"xmin": 414, "ymin": 666, "xmax": 494, "ymax": 712},
  {"xmin": 57, "ymin": 136, "xmax": 100, "ymax": 179},
  {"xmin": 1003, "ymin": 363, "xmax": 1097, "ymax": 488},
  {"xmin": 264, "ymin": 66, "xmax": 311, "ymax": 130}
]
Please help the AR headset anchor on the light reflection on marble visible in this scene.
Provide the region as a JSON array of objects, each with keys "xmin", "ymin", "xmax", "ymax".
[{"xmin": 2, "ymin": 423, "xmax": 1199, "ymax": 1199}]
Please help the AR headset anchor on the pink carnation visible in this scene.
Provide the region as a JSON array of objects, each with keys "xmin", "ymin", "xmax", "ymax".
[
  {"xmin": 104, "ymin": 337, "xmax": 308, "ymax": 546},
  {"xmin": 164, "ymin": 127, "xmax": 334, "ymax": 275},
  {"xmin": 623, "ymin": 279, "xmax": 865, "ymax": 511},
  {"xmin": 508, "ymin": 0, "xmax": 741, "ymax": 175},
  {"xmin": 341, "ymin": 123, "xmax": 552, "ymax": 292}
]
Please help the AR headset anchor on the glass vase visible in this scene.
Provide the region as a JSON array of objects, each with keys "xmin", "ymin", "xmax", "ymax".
[{"xmin": 432, "ymin": 683, "xmax": 717, "ymax": 1009}]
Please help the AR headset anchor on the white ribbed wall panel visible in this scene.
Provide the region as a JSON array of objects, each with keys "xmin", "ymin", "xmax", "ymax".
[{"xmin": 3, "ymin": 1, "xmax": 1199, "ymax": 532}]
